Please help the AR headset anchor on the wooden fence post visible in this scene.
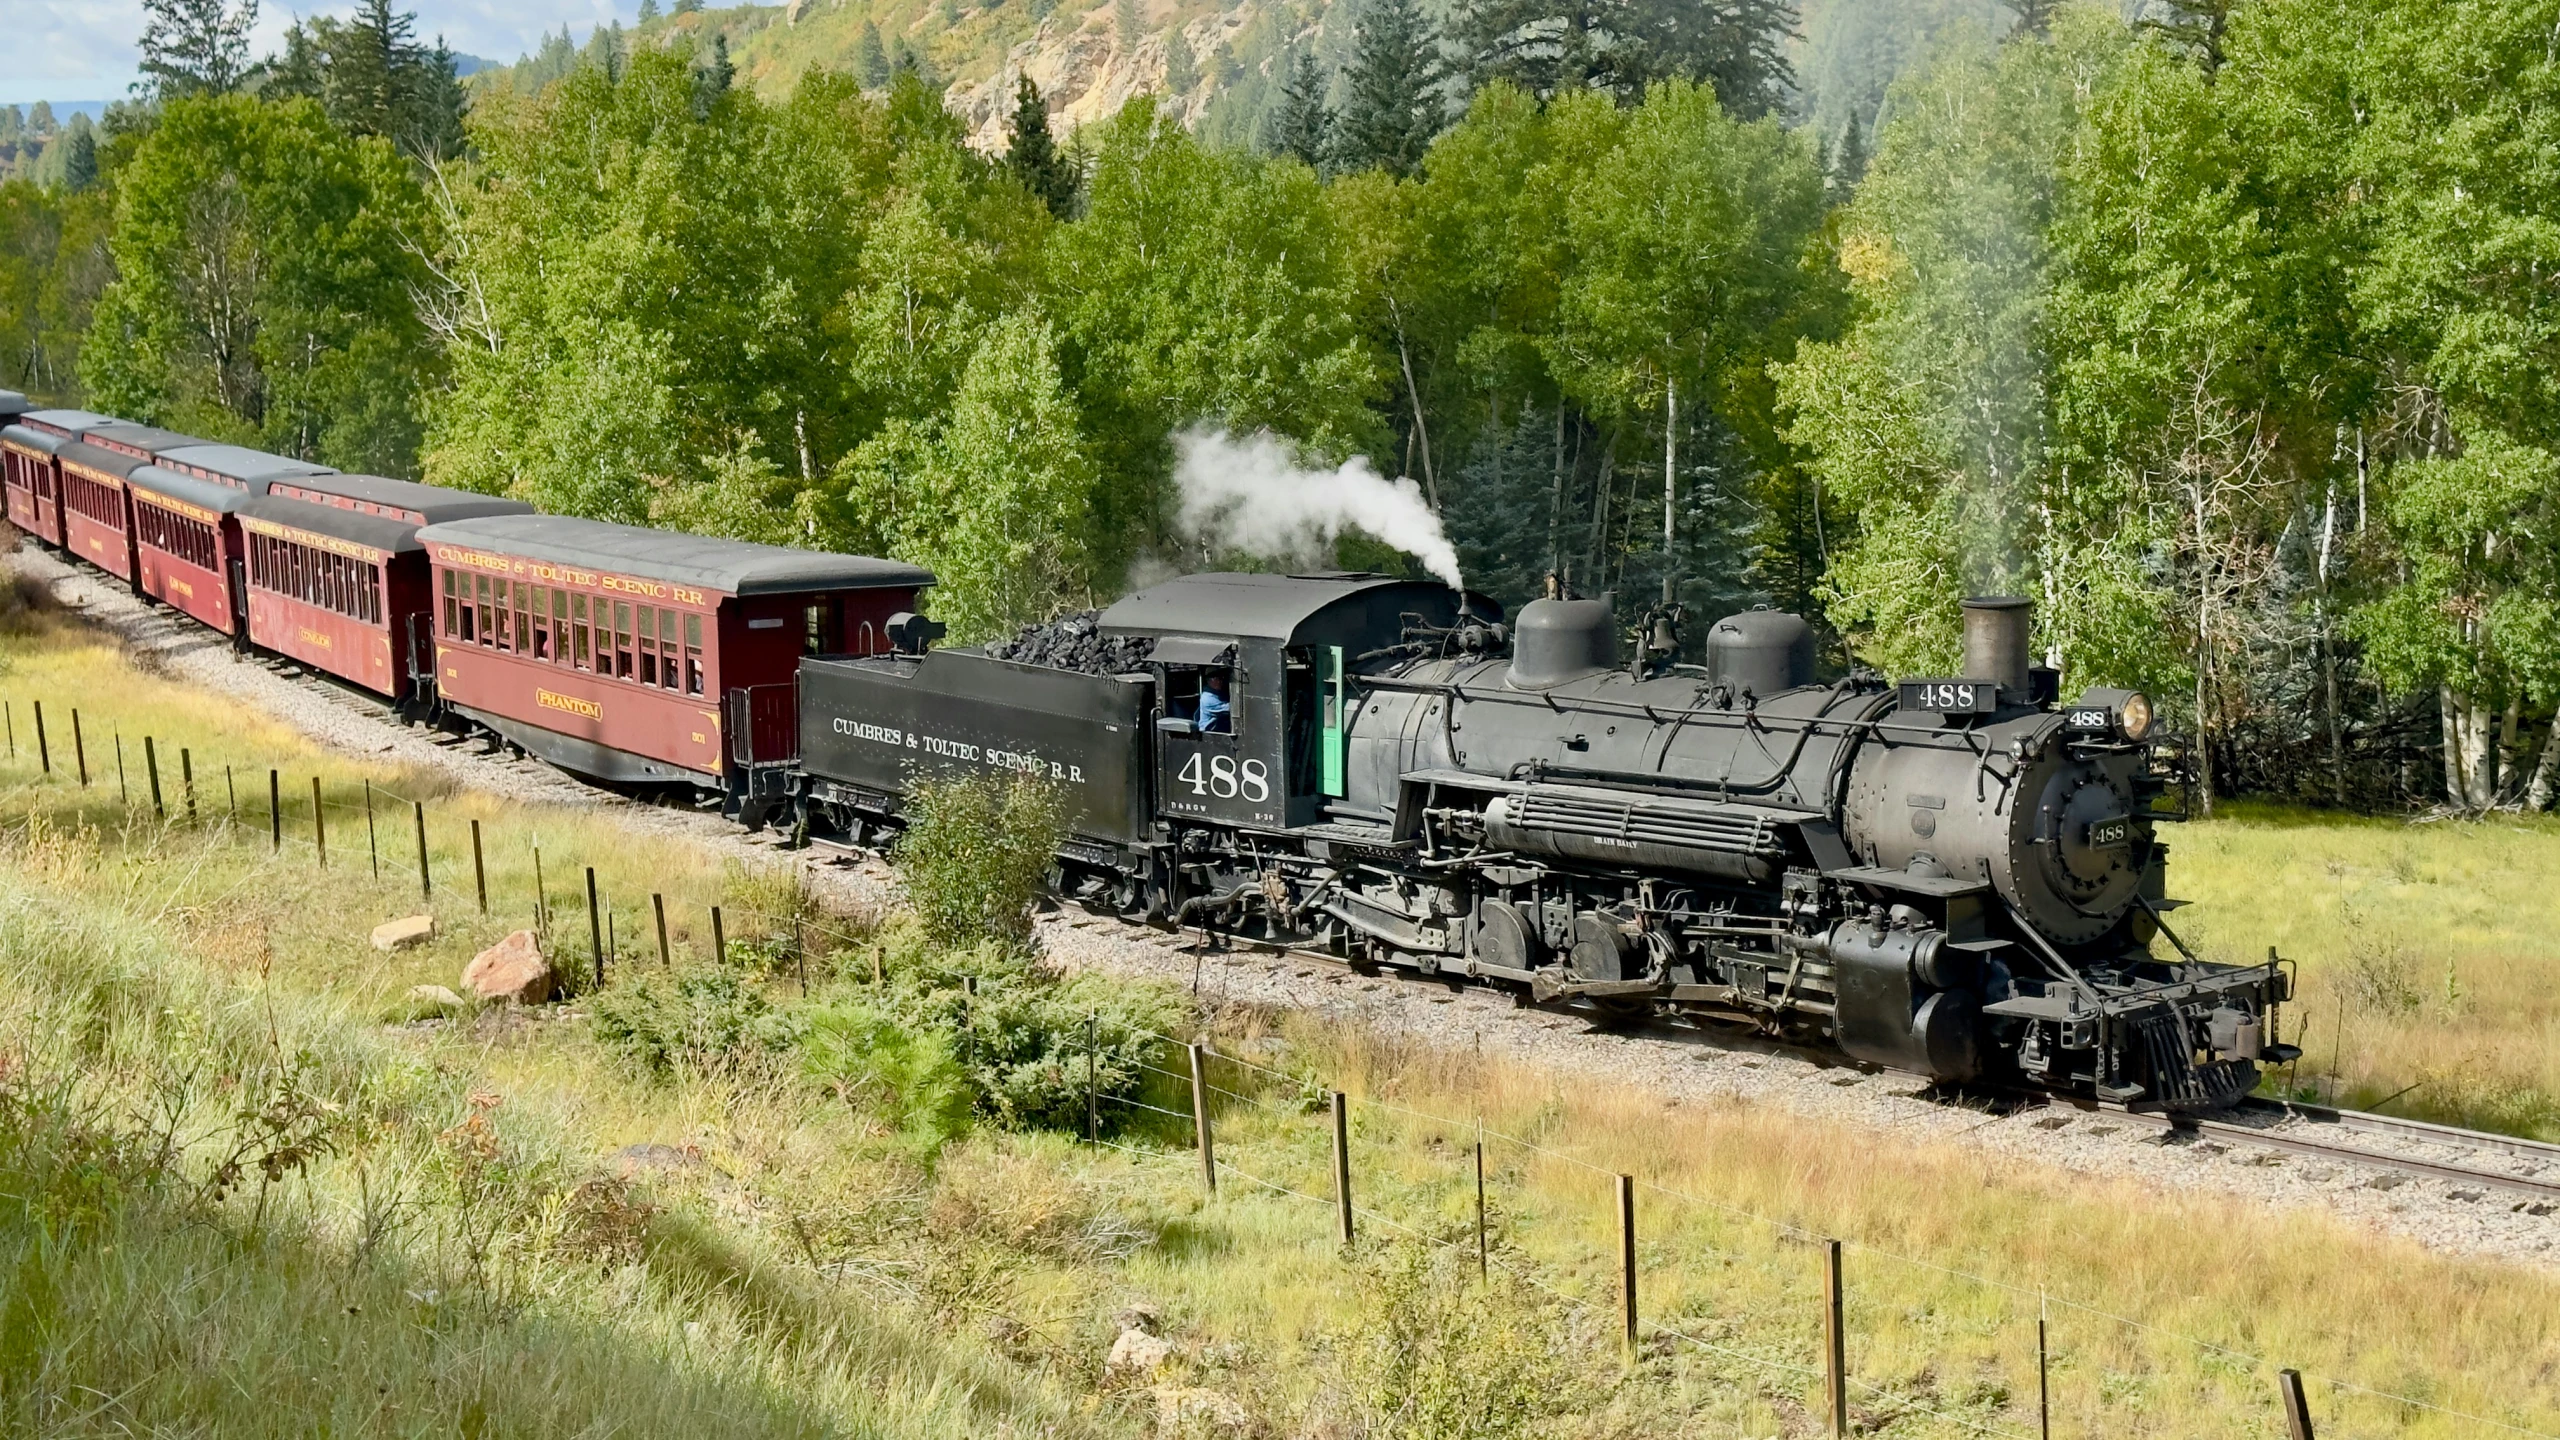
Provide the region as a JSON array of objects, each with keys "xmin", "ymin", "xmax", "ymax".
[
  {"xmin": 33, "ymin": 700, "xmax": 48, "ymax": 774},
  {"xmin": 180, "ymin": 748, "xmax": 193, "ymax": 821},
  {"xmin": 586, "ymin": 867, "xmax": 604, "ymax": 990},
  {"xmin": 364, "ymin": 781, "xmax": 378, "ymax": 876},
  {"xmin": 1331, "ymin": 1091, "xmax": 1354, "ymax": 1246},
  {"xmin": 413, "ymin": 801, "xmax": 430, "ymax": 897},
  {"xmin": 311, "ymin": 776, "xmax": 326, "ymax": 866},
  {"xmin": 145, "ymin": 737, "xmax": 163, "ymax": 817},
  {"xmin": 225, "ymin": 764, "xmax": 235, "ymax": 821},
  {"xmin": 1188, "ymin": 1042, "xmax": 1217, "ymax": 1194},
  {"xmin": 1085, "ymin": 1012, "xmax": 1100, "ymax": 1147},
  {"xmin": 471, "ymin": 820, "xmax": 487, "ymax": 912},
  {"xmin": 653, "ymin": 893, "xmax": 670, "ymax": 967},
  {"xmin": 69, "ymin": 708, "xmax": 84, "ymax": 786},
  {"xmin": 1617, "ymin": 1174, "xmax": 1637, "ymax": 1355},
  {"xmin": 1824, "ymin": 1239, "xmax": 1847, "ymax": 1439},
  {"xmin": 2037, "ymin": 1311, "xmax": 2051, "ymax": 1440},
  {"xmin": 114, "ymin": 732, "xmax": 125, "ymax": 804},
  {"xmin": 3, "ymin": 699, "xmax": 11, "ymax": 759},
  {"xmin": 1475, "ymin": 1139, "xmax": 1489, "ymax": 1282},
  {"xmin": 269, "ymin": 769, "xmax": 281, "ymax": 851},
  {"xmin": 2278, "ymin": 1369, "xmax": 2316, "ymax": 1440},
  {"xmin": 711, "ymin": 904, "xmax": 725, "ymax": 966}
]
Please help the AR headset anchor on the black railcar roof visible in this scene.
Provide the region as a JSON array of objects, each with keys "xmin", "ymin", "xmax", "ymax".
[
  {"xmin": 273, "ymin": 472, "xmax": 532, "ymax": 524},
  {"xmin": 81, "ymin": 421, "xmax": 202, "ymax": 456},
  {"xmin": 158, "ymin": 443, "xmax": 336, "ymax": 490},
  {"xmin": 57, "ymin": 439, "xmax": 146, "ymax": 478},
  {"xmin": 413, "ymin": 514, "xmax": 933, "ymax": 596},
  {"xmin": 241, "ymin": 493, "xmax": 430, "ymax": 555},
  {"xmin": 1098, "ymin": 572, "xmax": 1493, "ymax": 645},
  {"xmin": 129, "ymin": 465, "xmax": 259, "ymax": 514}
]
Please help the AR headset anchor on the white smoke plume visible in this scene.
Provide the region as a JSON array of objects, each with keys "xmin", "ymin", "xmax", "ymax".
[{"xmin": 1171, "ymin": 428, "xmax": 1465, "ymax": 590}]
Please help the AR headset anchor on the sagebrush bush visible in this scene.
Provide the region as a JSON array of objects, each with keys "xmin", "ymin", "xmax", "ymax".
[
  {"xmin": 590, "ymin": 970, "xmax": 804, "ymax": 1079},
  {"xmin": 873, "ymin": 921, "xmax": 1185, "ymax": 1133},
  {"xmin": 892, "ymin": 773, "xmax": 1063, "ymax": 949}
]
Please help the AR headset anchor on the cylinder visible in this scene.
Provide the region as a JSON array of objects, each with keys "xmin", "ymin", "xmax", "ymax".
[{"xmin": 1961, "ymin": 597, "xmax": 2033, "ymax": 694}]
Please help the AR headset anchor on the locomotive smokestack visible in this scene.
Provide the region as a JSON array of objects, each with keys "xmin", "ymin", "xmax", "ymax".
[{"xmin": 1961, "ymin": 597, "xmax": 2033, "ymax": 694}]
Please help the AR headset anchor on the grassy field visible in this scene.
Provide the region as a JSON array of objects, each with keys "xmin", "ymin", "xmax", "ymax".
[
  {"xmin": 2172, "ymin": 801, "xmax": 2560, "ymax": 1138},
  {"xmin": 4, "ymin": 610, "xmax": 2560, "ymax": 1437}
]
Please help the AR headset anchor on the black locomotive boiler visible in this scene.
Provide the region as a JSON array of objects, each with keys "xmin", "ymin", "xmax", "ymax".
[{"xmin": 795, "ymin": 573, "xmax": 2295, "ymax": 1112}]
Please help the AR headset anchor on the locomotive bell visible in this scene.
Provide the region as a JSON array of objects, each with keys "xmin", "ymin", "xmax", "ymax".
[{"xmin": 1960, "ymin": 597, "xmax": 2033, "ymax": 694}]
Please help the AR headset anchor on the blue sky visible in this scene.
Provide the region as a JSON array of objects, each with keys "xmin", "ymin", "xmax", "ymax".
[{"xmin": 7, "ymin": 1, "xmax": 639, "ymax": 105}]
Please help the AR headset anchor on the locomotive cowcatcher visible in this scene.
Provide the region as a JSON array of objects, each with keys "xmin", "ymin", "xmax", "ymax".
[{"xmin": 796, "ymin": 573, "xmax": 2296, "ymax": 1113}]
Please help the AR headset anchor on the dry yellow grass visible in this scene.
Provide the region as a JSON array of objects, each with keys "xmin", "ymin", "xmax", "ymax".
[{"xmin": 2172, "ymin": 801, "xmax": 2560, "ymax": 1136}]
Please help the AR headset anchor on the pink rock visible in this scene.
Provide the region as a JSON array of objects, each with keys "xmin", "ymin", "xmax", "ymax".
[{"xmin": 463, "ymin": 930, "xmax": 554, "ymax": 1004}]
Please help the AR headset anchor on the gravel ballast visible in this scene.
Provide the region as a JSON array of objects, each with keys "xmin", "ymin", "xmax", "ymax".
[{"xmin": 16, "ymin": 542, "xmax": 2558, "ymax": 1272}]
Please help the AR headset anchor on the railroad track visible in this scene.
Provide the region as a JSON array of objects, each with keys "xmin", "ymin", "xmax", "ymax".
[
  {"xmin": 1044, "ymin": 899, "xmax": 2560, "ymax": 1213},
  {"xmin": 2086, "ymin": 1098, "xmax": 2560, "ymax": 1208}
]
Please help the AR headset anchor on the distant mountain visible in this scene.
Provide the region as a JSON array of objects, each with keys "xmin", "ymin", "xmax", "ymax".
[
  {"xmin": 469, "ymin": 0, "xmax": 1997, "ymax": 157},
  {"xmin": 476, "ymin": 0, "xmax": 1361, "ymax": 154}
]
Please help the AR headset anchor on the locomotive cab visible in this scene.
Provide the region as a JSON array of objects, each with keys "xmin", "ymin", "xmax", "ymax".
[{"xmin": 1097, "ymin": 572, "xmax": 1499, "ymax": 833}]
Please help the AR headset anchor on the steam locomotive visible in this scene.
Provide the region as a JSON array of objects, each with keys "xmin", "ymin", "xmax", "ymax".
[{"xmin": 795, "ymin": 574, "xmax": 2298, "ymax": 1113}]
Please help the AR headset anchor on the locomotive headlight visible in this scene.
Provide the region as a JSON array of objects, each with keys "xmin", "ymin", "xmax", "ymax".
[{"xmin": 2117, "ymin": 692, "xmax": 2155, "ymax": 741}]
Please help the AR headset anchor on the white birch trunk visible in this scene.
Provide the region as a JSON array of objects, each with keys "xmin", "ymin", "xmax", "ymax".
[{"xmin": 2527, "ymin": 721, "xmax": 2560, "ymax": 812}]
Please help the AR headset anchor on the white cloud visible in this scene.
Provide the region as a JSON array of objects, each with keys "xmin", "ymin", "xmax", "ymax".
[{"xmin": 4, "ymin": 0, "xmax": 638, "ymax": 105}]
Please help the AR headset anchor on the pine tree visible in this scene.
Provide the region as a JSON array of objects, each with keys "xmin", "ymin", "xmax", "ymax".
[
  {"xmin": 1332, "ymin": 0, "xmax": 1445, "ymax": 177},
  {"xmin": 1451, "ymin": 0, "xmax": 1793, "ymax": 117},
  {"xmin": 1830, "ymin": 111, "xmax": 1867, "ymax": 204},
  {"xmin": 1267, "ymin": 50, "xmax": 1331, "ymax": 167},
  {"xmin": 137, "ymin": 0, "xmax": 260, "ymax": 98},
  {"xmin": 61, "ymin": 116, "xmax": 98, "ymax": 191},
  {"xmin": 710, "ymin": 33, "xmax": 735, "ymax": 90},
  {"xmin": 1115, "ymin": 0, "xmax": 1141, "ymax": 61},
  {"xmin": 1005, "ymin": 74, "xmax": 1076, "ymax": 216},
  {"xmin": 2000, "ymin": 0, "xmax": 2059, "ymax": 39},
  {"xmin": 857, "ymin": 20, "xmax": 891, "ymax": 87},
  {"xmin": 27, "ymin": 101, "xmax": 55, "ymax": 136},
  {"xmin": 673, "ymin": 0, "xmax": 703, "ymax": 12},
  {"xmin": 1164, "ymin": 30, "xmax": 1197, "ymax": 93},
  {"xmin": 639, "ymin": 0, "xmax": 662, "ymax": 21}
]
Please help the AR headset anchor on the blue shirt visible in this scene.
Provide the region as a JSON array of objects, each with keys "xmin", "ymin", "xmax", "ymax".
[{"xmin": 1196, "ymin": 686, "xmax": 1232, "ymax": 733}]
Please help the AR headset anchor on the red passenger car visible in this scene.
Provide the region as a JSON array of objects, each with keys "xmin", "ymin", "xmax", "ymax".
[
  {"xmin": 0, "ymin": 390, "xmax": 27, "ymax": 537},
  {"xmin": 2, "ymin": 409, "xmax": 111, "ymax": 549},
  {"xmin": 128, "ymin": 465, "xmax": 257, "ymax": 634},
  {"xmin": 410, "ymin": 514, "xmax": 929, "ymax": 808},
  {"xmin": 59, "ymin": 423, "xmax": 199, "ymax": 583},
  {"xmin": 239, "ymin": 478, "xmax": 530, "ymax": 703}
]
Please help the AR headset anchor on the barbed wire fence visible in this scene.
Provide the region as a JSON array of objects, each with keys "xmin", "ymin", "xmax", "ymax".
[{"xmin": 0, "ymin": 689, "xmax": 2547, "ymax": 1440}]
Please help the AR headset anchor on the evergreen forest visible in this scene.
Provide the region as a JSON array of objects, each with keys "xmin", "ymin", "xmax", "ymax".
[{"xmin": 4, "ymin": 0, "xmax": 2558, "ymax": 812}]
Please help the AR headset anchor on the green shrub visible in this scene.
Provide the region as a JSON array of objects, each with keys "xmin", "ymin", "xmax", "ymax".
[
  {"xmin": 892, "ymin": 773, "xmax": 1063, "ymax": 950},
  {"xmin": 590, "ymin": 970, "xmax": 803, "ymax": 1080},
  {"xmin": 1342, "ymin": 1244, "xmax": 1580, "ymax": 1439},
  {"xmin": 867, "ymin": 921, "xmax": 1185, "ymax": 1134},
  {"xmin": 798, "ymin": 1000, "xmax": 974, "ymax": 1152}
]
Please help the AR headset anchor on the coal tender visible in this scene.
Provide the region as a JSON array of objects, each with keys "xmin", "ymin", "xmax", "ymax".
[{"xmin": 794, "ymin": 574, "xmax": 2294, "ymax": 1112}]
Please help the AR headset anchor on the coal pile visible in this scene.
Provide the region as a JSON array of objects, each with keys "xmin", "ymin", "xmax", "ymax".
[{"xmin": 987, "ymin": 611, "xmax": 1156, "ymax": 674}]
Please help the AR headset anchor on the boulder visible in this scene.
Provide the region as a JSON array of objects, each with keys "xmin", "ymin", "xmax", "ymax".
[
  {"xmin": 463, "ymin": 930, "xmax": 554, "ymax": 1004},
  {"xmin": 371, "ymin": 914, "xmax": 436, "ymax": 951},
  {"xmin": 1106, "ymin": 1328, "xmax": 1174, "ymax": 1374},
  {"xmin": 407, "ymin": 984, "xmax": 467, "ymax": 1010}
]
